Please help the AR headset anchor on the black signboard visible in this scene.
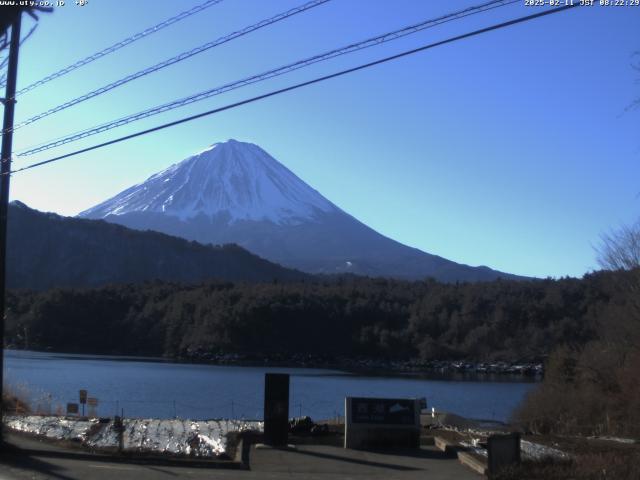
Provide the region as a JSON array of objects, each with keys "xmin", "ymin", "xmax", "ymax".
[
  {"xmin": 66, "ymin": 403, "xmax": 79, "ymax": 415},
  {"xmin": 350, "ymin": 397, "xmax": 416, "ymax": 425},
  {"xmin": 79, "ymin": 390, "xmax": 87, "ymax": 404},
  {"xmin": 263, "ymin": 373, "xmax": 289, "ymax": 446}
]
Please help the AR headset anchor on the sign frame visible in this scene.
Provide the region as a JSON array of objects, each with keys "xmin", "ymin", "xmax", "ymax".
[{"xmin": 344, "ymin": 396, "xmax": 422, "ymax": 449}]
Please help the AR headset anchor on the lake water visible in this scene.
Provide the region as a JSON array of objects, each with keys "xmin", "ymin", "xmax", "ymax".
[{"xmin": 4, "ymin": 350, "xmax": 537, "ymax": 423}]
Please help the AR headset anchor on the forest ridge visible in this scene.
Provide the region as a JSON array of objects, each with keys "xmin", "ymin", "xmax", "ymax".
[{"xmin": 6, "ymin": 269, "xmax": 636, "ymax": 363}]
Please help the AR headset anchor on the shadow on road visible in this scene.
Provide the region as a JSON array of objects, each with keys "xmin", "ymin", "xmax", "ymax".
[
  {"xmin": 287, "ymin": 447, "xmax": 424, "ymax": 471},
  {"xmin": 1, "ymin": 442, "xmax": 76, "ymax": 480},
  {"xmin": 1, "ymin": 437, "xmax": 239, "ymax": 472},
  {"xmin": 367, "ymin": 447, "xmax": 455, "ymax": 460}
]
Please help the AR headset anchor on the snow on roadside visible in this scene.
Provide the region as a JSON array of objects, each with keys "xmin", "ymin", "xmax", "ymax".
[
  {"xmin": 4, "ymin": 415, "xmax": 263, "ymax": 457},
  {"xmin": 521, "ymin": 440, "xmax": 570, "ymax": 461},
  {"xmin": 459, "ymin": 438, "xmax": 570, "ymax": 461},
  {"xmin": 5, "ymin": 415, "xmax": 92, "ymax": 442},
  {"xmin": 590, "ymin": 436, "xmax": 638, "ymax": 444}
]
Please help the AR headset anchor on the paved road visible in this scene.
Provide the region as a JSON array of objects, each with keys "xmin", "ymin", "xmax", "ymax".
[
  {"xmin": 250, "ymin": 443, "xmax": 481, "ymax": 479},
  {"xmin": 0, "ymin": 433, "xmax": 480, "ymax": 479}
]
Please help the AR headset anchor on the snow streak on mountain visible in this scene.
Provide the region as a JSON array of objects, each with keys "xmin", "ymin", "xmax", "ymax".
[{"xmin": 82, "ymin": 139, "xmax": 336, "ymax": 224}]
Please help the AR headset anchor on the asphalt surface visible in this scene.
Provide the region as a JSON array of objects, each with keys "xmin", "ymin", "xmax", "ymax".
[{"xmin": 0, "ymin": 432, "xmax": 481, "ymax": 479}]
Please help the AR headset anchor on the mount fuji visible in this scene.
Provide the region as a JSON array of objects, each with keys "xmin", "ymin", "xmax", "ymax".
[{"xmin": 79, "ymin": 139, "xmax": 517, "ymax": 282}]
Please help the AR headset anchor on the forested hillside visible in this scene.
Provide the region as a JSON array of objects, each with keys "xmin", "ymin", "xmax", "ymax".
[
  {"xmin": 6, "ymin": 269, "xmax": 635, "ymax": 363},
  {"xmin": 7, "ymin": 201, "xmax": 308, "ymax": 289}
]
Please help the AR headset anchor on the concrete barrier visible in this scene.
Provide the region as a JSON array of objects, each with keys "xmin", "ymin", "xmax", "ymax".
[{"xmin": 458, "ymin": 451, "xmax": 488, "ymax": 475}]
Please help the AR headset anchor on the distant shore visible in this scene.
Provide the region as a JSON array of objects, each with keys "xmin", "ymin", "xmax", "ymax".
[
  {"xmin": 175, "ymin": 350, "xmax": 544, "ymax": 378},
  {"xmin": 6, "ymin": 347, "xmax": 544, "ymax": 379}
]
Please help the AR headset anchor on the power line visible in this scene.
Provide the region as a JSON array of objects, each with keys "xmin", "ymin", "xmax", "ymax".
[
  {"xmin": 6, "ymin": 0, "xmax": 225, "ymax": 95},
  {"xmin": 16, "ymin": 0, "xmax": 518, "ymax": 157},
  {"xmin": 7, "ymin": 3, "xmax": 579, "ymax": 176},
  {"xmin": 7, "ymin": 0, "xmax": 331, "ymax": 133}
]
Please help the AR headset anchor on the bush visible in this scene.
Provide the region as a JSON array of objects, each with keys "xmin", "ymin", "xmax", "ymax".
[
  {"xmin": 514, "ymin": 269, "xmax": 640, "ymax": 438},
  {"xmin": 2, "ymin": 385, "xmax": 31, "ymax": 414}
]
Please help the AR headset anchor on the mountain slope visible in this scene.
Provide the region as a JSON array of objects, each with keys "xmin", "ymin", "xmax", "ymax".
[
  {"xmin": 80, "ymin": 139, "xmax": 520, "ymax": 282},
  {"xmin": 7, "ymin": 201, "xmax": 308, "ymax": 290}
]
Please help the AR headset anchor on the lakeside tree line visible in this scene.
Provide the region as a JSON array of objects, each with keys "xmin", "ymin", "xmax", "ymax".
[
  {"xmin": 5, "ymin": 269, "xmax": 636, "ymax": 363},
  {"xmin": 512, "ymin": 221, "xmax": 640, "ymax": 438},
  {"xmin": 515, "ymin": 266, "xmax": 640, "ymax": 438}
]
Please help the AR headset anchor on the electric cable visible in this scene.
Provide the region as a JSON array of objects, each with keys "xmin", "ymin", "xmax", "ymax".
[
  {"xmin": 16, "ymin": 0, "xmax": 517, "ymax": 156},
  {"xmin": 7, "ymin": 0, "xmax": 331, "ymax": 132},
  {"xmin": 9, "ymin": 0, "xmax": 226, "ymax": 95},
  {"xmin": 6, "ymin": 3, "xmax": 579, "ymax": 176}
]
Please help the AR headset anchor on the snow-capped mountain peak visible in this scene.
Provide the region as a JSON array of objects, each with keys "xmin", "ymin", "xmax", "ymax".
[
  {"xmin": 79, "ymin": 139, "xmax": 519, "ymax": 282},
  {"xmin": 80, "ymin": 139, "xmax": 337, "ymax": 225}
]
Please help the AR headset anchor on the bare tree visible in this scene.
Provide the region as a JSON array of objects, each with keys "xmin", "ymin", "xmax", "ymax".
[
  {"xmin": 0, "ymin": 6, "xmax": 50, "ymax": 53},
  {"xmin": 596, "ymin": 219, "xmax": 640, "ymax": 270}
]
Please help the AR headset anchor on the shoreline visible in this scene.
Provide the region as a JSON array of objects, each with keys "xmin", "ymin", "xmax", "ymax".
[{"xmin": 6, "ymin": 347, "xmax": 544, "ymax": 379}]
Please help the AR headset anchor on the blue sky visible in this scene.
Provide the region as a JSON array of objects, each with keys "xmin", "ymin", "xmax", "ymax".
[{"xmin": 6, "ymin": 0, "xmax": 640, "ymax": 278}]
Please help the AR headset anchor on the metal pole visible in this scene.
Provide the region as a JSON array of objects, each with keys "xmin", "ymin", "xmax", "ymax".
[{"xmin": 0, "ymin": 12, "xmax": 22, "ymax": 445}]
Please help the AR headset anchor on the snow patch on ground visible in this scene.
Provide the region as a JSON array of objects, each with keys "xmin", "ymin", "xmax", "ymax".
[
  {"xmin": 5, "ymin": 416, "xmax": 91, "ymax": 442},
  {"xmin": 459, "ymin": 438, "xmax": 570, "ymax": 461},
  {"xmin": 5, "ymin": 415, "xmax": 263, "ymax": 457},
  {"xmin": 521, "ymin": 439, "xmax": 570, "ymax": 461},
  {"xmin": 590, "ymin": 436, "xmax": 638, "ymax": 444}
]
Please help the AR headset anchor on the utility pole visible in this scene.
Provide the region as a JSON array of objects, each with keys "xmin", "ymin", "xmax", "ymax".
[{"xmin": 0, "ymin": 12, "xmax": 22, "ymax": 444}]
